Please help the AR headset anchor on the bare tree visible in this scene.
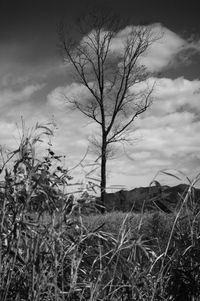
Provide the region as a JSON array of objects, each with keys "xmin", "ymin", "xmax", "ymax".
[{"xmin": 60, "ymin": 12, "xmax": 158, "ymax": 211}]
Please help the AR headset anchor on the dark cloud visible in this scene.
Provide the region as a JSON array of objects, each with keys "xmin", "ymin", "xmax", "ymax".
[
  {"xmin": 0, "ymin": 0, "xmax": 199, "ymax": 68},
  {"xmin": 0, "ymin": 0, "xmax": 199, "ymax": 96},
  {"xmin": 1, "ymin": 0, "xmax": 199, "ymax": 40}
]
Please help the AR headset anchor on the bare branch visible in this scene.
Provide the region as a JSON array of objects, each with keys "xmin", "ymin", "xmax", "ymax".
[
  {"xmin": 107, "ymin": 83, "xmax": 154, "ymax": 143},
  {"xmin": 60, "ymin": 10, "xmax": 160, "ymax": 207}
]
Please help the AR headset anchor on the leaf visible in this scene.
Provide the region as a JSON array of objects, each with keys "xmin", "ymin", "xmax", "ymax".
[
  {"xmin": 161, "ymin": 170, "xmax": 182, "ymax": 181},
  {"xmin": 150, "ymin": 180, "xmax": 162, "ymax": 188},
  {"xmin": 36, "ymin": 124, "xmax": 53, "ymax": 136},
  {"xmin": 93, "ymin": 223, "xmax": 105, "ymax": 233},
  {"xmin": 153, "ymin": 199, "xmax": 172, "ymax": 214},
  {"xmin": 86, "ymin": 176, "xmax": 101, "ymax": 183}
]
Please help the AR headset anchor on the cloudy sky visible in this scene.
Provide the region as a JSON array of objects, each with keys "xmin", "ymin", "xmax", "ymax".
[{"xmin": 0, "ymin": 0, "xmax": 200, "ymax": 190}]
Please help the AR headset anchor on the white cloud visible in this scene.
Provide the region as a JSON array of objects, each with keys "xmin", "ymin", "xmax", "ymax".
[
  {"xmin": 136, "ymin": 111, "xmax": 196, "ymax": 129},
  {"xmin": 105, "ymin": 74, "xmax": 200, "ymax": 187},
  {"xmin": 131, "ymin": 76, "xmax": 200, "ymax": 117},
  {"xmin": 47, "ymin": 82, "xmax": 91, "ymax": 107},
  {"xmin": 140, "ymin": 25, "xmax": 186, "ymax": 71},
  {"xmin": 83, "ymin": 23, "xmax": 200, "ymax": 72},
  {"xmin": 131, "ymin": 151, "xmax": 151, "ymax": 160},
  {"xmin": 126, "ymin": 77, "xmax": 200, "ymax": 173},
  {"xmin": 46, "ymin": 73, "xmax": 200, "ymax": 189}
]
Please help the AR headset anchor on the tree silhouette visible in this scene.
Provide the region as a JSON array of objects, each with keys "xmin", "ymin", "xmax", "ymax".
[{"xmin": 60, "ymin": 11, "xmax": 158, "ymax": 211}]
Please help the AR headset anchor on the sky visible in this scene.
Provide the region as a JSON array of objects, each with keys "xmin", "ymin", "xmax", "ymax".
[{"xmin": 0, "ymin": 0, "xmax": 200, "ymax": 191}]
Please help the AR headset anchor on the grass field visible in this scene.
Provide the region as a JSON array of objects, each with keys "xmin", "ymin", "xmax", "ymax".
[{"xmin": 0, "ymin": 124, "xmax": 200, "ymax": 300}]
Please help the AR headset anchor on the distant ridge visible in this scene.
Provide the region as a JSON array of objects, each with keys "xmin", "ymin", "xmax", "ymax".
[{"xmin": 98, "ymin": 184, "xmax": 200, "ymax": 213}]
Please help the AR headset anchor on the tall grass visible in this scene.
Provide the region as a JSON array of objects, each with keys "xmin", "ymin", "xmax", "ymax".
[{"xmin": 0, "ymin": 123, "xmax": 200, "ymax": 300}]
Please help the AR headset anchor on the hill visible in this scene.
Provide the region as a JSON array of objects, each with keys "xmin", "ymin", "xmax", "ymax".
[{"xmin": 97, "ymin": 184, "xmax": 200, "ymax": 213}]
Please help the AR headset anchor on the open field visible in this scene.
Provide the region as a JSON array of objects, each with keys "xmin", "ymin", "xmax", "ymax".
[{"xmin": 1, "ymin": 200, "xmax": 200, "ymax": 300}]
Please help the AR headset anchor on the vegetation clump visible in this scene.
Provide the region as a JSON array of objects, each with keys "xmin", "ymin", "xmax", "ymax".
[{"xmin": 0, "ymin": 123, "xmax": 200, "ymax": 300}]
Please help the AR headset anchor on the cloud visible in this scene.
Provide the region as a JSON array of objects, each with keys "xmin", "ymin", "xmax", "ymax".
[
  {"xmin": 0, "ymin": 37, "xmax": 67, "ymax": 94},
  {"xmin": 136, "ymin": 111, "xmax": 196, "ymax": 129},
  {"xmin": 83, "ymin": 23, "xmax": 200, "ymax": 72},
  {"xmin": 47, "ymin": 82, "xmax": 91, "ymax": 107},
  {"xmin": 104, "ymin": 75, "xmax": 200, "ymax": 187},
  {"xmin": 1, "ymin": 21, "xmax": 200, "ymax": 189},
  {"xmin": 130, "ymin": 76, "xmax": 200, "ymax": 117},
  {"xmin": 134, "ymin": 123, "xmax": 200, "ymax": 156},
  {"xmin": 0, "ymin": 121, "xmax": 19, "ymax": 145},
  {"xmin": 130, "ymin": 151, "xmax": 151, "ymax": 160},
  {"xmin": 46, "ymin": 72, "xmax": 200, "ymax": 188},
  {"xmin": 0, "ymin": 84, "xmax": 45, "ymax": 109},
  {"xmin": 140, "ymin": 25, "xmax": 185, "ymax": 71},
  {"xmin": 122, "ymin": 77, "xmax": 200, "ymax": 181},
  {"xmin": 154, "ymin": 77, "xmax": 200, "ymax": 115}
]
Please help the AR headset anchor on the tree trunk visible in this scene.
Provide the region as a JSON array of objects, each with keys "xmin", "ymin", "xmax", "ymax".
[{"xmin": 100, "ymin": 136, "xmax": 107, "ymax": 213}]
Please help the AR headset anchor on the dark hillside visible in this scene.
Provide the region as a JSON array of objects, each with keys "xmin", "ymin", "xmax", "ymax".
[{"xmin": 98, "ymin": 184, "xmax": 200, "ymax": 213}]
